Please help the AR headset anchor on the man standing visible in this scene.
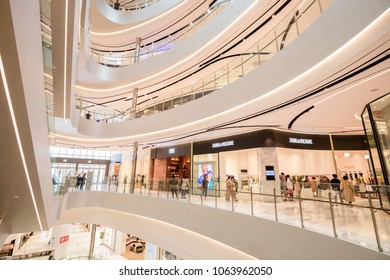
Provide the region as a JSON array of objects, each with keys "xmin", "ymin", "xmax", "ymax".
[
  {"xmin": 331, "ymin": 174, "xmax": 342, "ymax": 204},
  {"xmin": 201, "ymin": 174, "xmax": 209, "ymax": 198}
]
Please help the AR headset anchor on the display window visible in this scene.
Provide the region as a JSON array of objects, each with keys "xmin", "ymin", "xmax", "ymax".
[{"xmin": 192, "ymin": 153, "xmax": 219, "ymax": 196}]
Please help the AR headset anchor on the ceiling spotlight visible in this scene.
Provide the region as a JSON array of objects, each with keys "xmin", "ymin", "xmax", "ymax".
[
  {"xmin": 344, "ymin": 152, "xmax": 350, "ymax": 158},
  {"xmin": 364, "ymin": 155, "xmax": 370, "ymax": 159}
]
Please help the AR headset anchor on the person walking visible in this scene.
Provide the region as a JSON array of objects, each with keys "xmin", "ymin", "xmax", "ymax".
[
  {"xmin": 309, "ymin": 176, "xmax": 318, "ymax": 197},
  {"xmin": 330, "ymin": 174, "xmax": 343, "ymax": 204},
  {"xmin": 80, "ymin": 173, "xmax": 87, "ymax": 190},
  {"xmin": 201, "ymin": 174, "xmax": 209, "ymax": 198},
  {"xmin": 76, "ymin": 173, "xmax": 82, "ymax": 190},
  {"xmin": 181, "ymin": 175, "xmax": 189, "ymax": 198},
  {"xmin": 280, "ymin": 172, "xmax": 287, "ymax": 196},
  {"xmin": 341, "ymin": 174, "xmax": 355, "ymax": 204},
  {"xmin": 293, "ymin": 176, "xmax": 301, "ymax": 197},
  {"xmin": 225, "ymin": 176, "xmax": 234, "ymax": 202},
  {"xmin": 168, "ymin": 174, "xmax": 179, "ymax": 199}
]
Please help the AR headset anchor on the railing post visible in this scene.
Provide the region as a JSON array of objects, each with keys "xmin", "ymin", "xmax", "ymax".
[
  {"xmin": 273, "ymin": 188, "xmax": 278, "ymax": 221},
  {"xmin": 250, "ymin": 186, "xmax": 254, "ymax": 216},
  {"xmin": 298, "ymin": 189, "xmax": 304, "ymax": 228},
  {"xmin": 368, "ymin": 194, "xmax": 383, "ymax": 252},
  {"xmin": 328, "ymin": 192, "xmax": 338, "ymax": 238},
  {"xmin": 215, "ymin": 190, "xmax": 218, "ymax": 208}
]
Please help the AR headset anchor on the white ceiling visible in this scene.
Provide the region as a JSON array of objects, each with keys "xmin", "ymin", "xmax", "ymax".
[{"xmin": 50, "ymin": 0, "xmax": 390, "ymax": 149}]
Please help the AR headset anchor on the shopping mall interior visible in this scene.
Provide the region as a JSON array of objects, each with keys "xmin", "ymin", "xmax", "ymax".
[{"xmin": 1, "ymin": 0, "xmax": 390, "ymax": 260}]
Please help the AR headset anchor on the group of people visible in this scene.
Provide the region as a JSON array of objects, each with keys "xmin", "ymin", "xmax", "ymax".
[
  {"xmin": 280, "ymin": 173, "xmax": 300, "ymax": 200},
  {"xmin": 76, "ymin": 173, "xmax": 86, "ymax": 190},
  {"xmin": 280, "ymin": 172, "xmax": 358, "ymax": 205},
  {"xmin": 225, "ymin": 175, "xmax": 238, "ymax": 202},
  {"xmin": 168, "ymin": 174, "xmax": 190, "ymax": 199}
]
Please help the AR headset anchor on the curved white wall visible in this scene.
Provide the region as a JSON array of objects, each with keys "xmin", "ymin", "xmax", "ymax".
[
  {"xmin": 73, "ymin": 0, "xmax": 390, "ymax": 143},
  {"xmin": 57, "ymin": 191, "xmax": 390, "ymax": 259},
  {"xmin": 85, "ymin": 0, "xmax": 258, "ymax": 82}
]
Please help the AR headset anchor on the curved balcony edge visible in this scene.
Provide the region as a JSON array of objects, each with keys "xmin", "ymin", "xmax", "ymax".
[{"xmin": 56, "ymin": 191, "xmax": 390, "ymax": 260}]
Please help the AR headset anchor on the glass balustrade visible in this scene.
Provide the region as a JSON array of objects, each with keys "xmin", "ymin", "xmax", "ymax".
[{"xmin": 54, "ymin": 177, "xmax": 390, "ymax": 255}]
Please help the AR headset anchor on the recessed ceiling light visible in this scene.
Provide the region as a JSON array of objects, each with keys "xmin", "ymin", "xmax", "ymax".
[
  {"xmin": 370, "ymin": 88, "xmax": 379, "ymax": 92},
  {"xmin": 14, "ymin": 196, "xmax": 20, "ymax": 199}
]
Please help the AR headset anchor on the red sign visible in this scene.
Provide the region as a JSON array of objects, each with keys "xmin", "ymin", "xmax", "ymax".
[{"xmin": 59, "ymin": 235, "xmax": 69, "ymax": 244}]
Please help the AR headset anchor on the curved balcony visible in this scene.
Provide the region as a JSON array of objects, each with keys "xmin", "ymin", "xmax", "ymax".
[
  {"xmin": 78, "ymin": 0, "xmax": 331, "ymax": 123},
  {"xmin": 90, "ymin": 0, "xmax": 230, "ymax": 67}
]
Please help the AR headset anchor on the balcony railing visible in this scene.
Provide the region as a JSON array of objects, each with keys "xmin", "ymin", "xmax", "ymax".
[
  {"xmin": 90, "ymin": 0, "xmax": 230, "ymax": 66},
  {"xmin": 54, "ymin": 178, "xmax": 390, "ymax": 256}
]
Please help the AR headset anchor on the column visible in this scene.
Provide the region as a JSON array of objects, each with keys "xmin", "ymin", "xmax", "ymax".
[
  {"xmin": 130, "ymin": 142, "xmax": 139, "ymax": 193},
  {"xmin": 50, "ymin": 224, "xmax": 71, "ymax": 260},
  {"xmin": 259, "ymin": 147, "xmax": 280, "ymax": 202},
  {"xmin": 88, "ymin": 224, "xmax": 96, "ymax": 259}
]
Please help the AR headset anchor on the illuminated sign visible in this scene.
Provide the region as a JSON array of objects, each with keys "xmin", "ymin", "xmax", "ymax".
[
  {"xmin": 289, "ymin": 138, "xmax": 313, "ymax": 144},
  {"xmin": 212, "ymin": 140, "xmax": 234, "ymax": 148},
  {"xmin": 168, "ymin": 148, "xmax": 175, "ymax": 154},
  {"xmin": 60, "ymin": 235, "xmax": 69, "ymax": 244}
]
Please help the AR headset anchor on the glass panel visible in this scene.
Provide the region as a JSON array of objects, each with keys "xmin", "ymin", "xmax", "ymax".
[
  {"xmin": 296, "ymin": 0, "xmax": 321, "ymax": 34},
  {"xmin": 370, "ymin": 95, "xmax": 390, "ymax": 183},
  {"xmin": 363, "ymin": 110, "xmax": 384, "ymax": 184}
]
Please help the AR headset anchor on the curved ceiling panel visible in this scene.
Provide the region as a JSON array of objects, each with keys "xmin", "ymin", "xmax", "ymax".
[{"xmin": 62, "ymin": 0, "xmax": 390, "ymax": 146}]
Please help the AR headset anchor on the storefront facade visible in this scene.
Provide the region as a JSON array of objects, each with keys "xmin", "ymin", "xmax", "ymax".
[
  {"xmin": 149, "ymin": 144, "xmax": 191, "ymax": 190},
  {"xmin": 192, "ymin": 129, "xmax": 369, "ymax": 196}
]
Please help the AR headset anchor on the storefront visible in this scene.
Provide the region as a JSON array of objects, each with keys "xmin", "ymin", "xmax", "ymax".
[
  {"xmin": 192, "ymin": 129, "xmax": 369, "ymax": 196},
  {"xmin": 149, "ymin": 144, "xmax": 191, "ymax": 190}
]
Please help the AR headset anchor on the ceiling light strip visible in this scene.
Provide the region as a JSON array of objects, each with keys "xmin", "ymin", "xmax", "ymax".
[
  {"xmin": 314, "ymin": 68, "xmax": 390, "ymax": 106},
  {"xmin": 0, "ymin": 55, "xmax": 43, "ymax": 231},
  {"xmin": 91, "ymin": 0, "xmax": 189, "ymax": 36},
  {"xmin": 64, "ymin": 0, "xmax": 69, "ymax": 120}
]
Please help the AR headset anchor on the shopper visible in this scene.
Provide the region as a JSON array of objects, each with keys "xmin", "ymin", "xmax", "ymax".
[
  {"xmin": 201, "ymin": 174, "xmax": 209, "ymax": 198},
  {"xmin": 293, "ymin": 176, "xmax": 301, "ymax": 197},
  {"xmin": 169, "ymin": 174, "xmax": 179, "ymax": 199},
  {"xmin": 280, "ymin": 172, "xmax": 287, "ymax": 196},
  {"xmin": 309, "ymin": 176, "xmax": 318, "ymax": 197},
  {"xmin": 76, "ymin": 173, "xmax": 82, "ymax": 190},
  {"xmin": 341, "ymin": 175, "xmax": 355, "ymax": 204},
  {"xmin": 225, "ymin": 176, "xmax": 234, "ymax": 202},
  {"xmin": 181, "ymin": 175, "xmax": 189, "ymax": 198},
  {"xmin": 80, "ymin": 173, "xmax": 87, "ymax": 190},
  {"xmin": 330, "ymin": 174, "xmax": 343, "ymax": 204},
  {"xmin": 357, "ymin": 172, "xmax": 366, "ymax": 196},
  {"xmin": 231, "ymin": 175, "xmax": 239, "ymax": 202}
]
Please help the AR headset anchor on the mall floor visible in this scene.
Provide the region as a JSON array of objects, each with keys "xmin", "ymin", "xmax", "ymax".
[{"xmin": 3, "ymin": 187, "xmax": 390, "ymax": 259}]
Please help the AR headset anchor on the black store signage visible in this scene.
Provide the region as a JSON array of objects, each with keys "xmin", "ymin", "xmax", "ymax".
[
  {"xmin": 151, "ymin": 143, "xmax": 191, "ymax": 159},
  {"xmin": 193, "ymin": 129, "xmax": 367, "ymax": 155}
]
